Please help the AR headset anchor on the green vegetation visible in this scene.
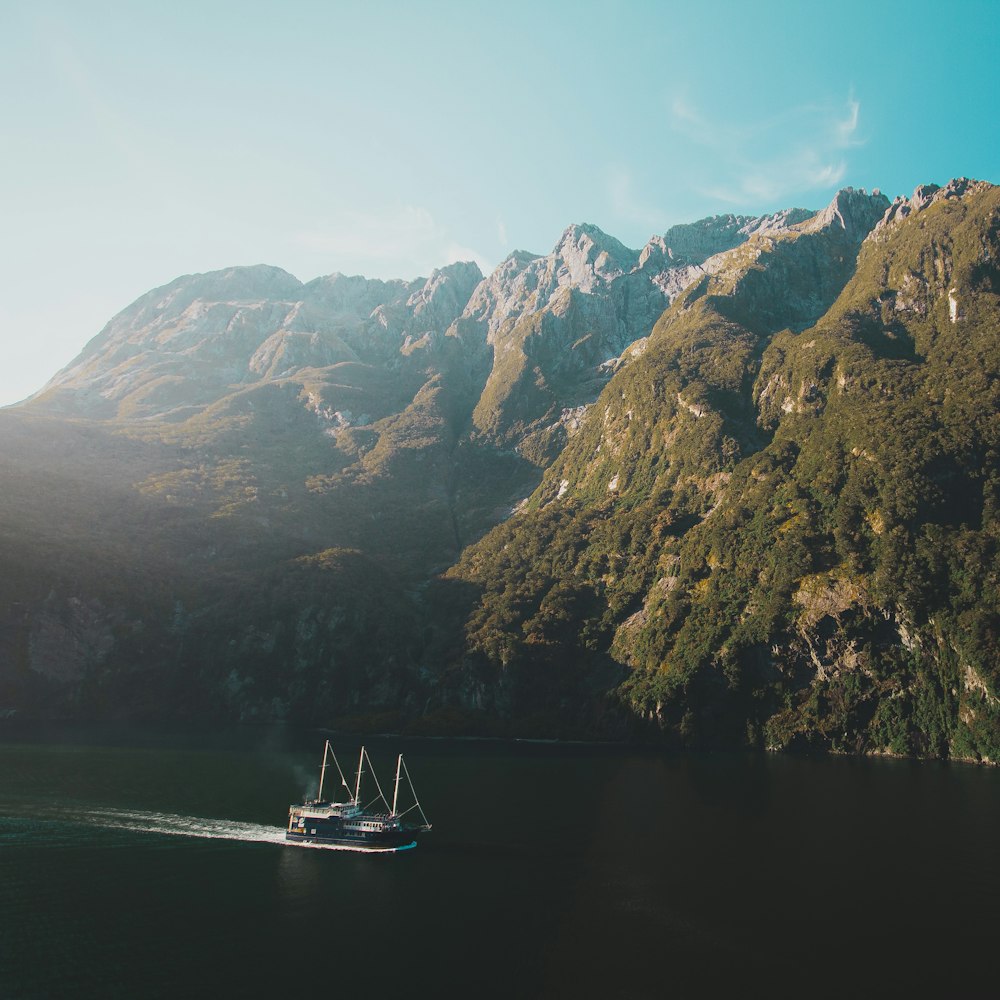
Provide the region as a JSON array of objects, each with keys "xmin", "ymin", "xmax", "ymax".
[{"xmin": 449, "ymin": 185, "xmax": 1000, "ymax": 759}]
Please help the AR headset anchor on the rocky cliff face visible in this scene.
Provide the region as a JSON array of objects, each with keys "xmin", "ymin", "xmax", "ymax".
[{"xmin": 456, "ymin": 208, "xmax": 812, "ymax": 463}]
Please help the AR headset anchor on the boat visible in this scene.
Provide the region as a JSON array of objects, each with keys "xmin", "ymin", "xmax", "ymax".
[{"xmin": 285, "ymin": 741, "xmax": 432, "ymax": 852}]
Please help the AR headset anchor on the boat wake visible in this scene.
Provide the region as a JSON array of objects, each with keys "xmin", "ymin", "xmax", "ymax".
[
  {"xmin": 76, "ymin": 807, "xmax": 413, "ymax": 852},
  {"xmin": 78, "ymin": 807, "xmax": 287, "ymax": 845}
]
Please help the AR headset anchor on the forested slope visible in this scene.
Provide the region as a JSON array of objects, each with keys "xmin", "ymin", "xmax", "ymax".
[{"xmin": 448, "ymin": 181, "xmax": 1000, "ymax": 760}]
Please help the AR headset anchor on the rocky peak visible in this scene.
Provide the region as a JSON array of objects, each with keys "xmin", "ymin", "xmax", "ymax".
[
  {"xmin": 386, "ymin": 261, "xmax": 486, "ymax": 346},
  {"xmin": 632, "ymin": 207, "xmax": 814, "ymax": 305},
  {"xmin": 32, "ymin": 255, "xmax": 487, "ymax": 419},
  {"xmin": 555, "ymin": 223, "xmax": 637, "ymax": 264},
  {"xmin": 135, "ymin": 265, "xmax": 303, "ymax": 317},
  {"xmin": 640, "ymin": 209, "xmax": 813, "ymax": 270},
  {"xmin": 636, "ymin": 234, "xmax": 675, "ymax": 270},
  {"xmin": 465, "ymin": 205, "xmax": 823, "ymax": 347},
  {"xmin": 658, "ymin": 215, "xmax": 753, "ymax": 264},
  {"xmin": 453, "ymin": 227, "xmax": 641, "ymax": 344},
  {"xmin": 406, "ymin": 261, "xmax": 483, "ymax": 319},
  {"xmin": 186, "ymin": 264, "xmax": 303, "ymax": 301},
  {"xmin": 875, "ymin": 177, "xmax": 994, "ymax": 231},
  {"xmin": 500, "ymin": 249, "xmax": 542, "ymax": 272},
  {"xmin": 804, "ymin": 187, "xmax": 891, "ymax": 245},
  {"xmin": 553, "ymin": 224, "xmax": 638, "ymax": 291},
  {"xmin": 301, "ymin": 272, "xmax": 416, "ymax": 316},
  {"xmin": 86, "ymin": 264, "xmax": 301, "ymax": 344},
  {"xmin": 737, "ymin": 207, "xmax": 814, "ymax": 239},
  {"xmin": 454, "ymin": 251, "xmax": 541, "ymax": 330},
  {"xmin": 658, "ymin": 215, "xmax": 748, "ymax": 265}
]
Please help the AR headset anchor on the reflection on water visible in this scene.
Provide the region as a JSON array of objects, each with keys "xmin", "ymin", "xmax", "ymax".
[{"xmin": 1, "ymin": 724, "xmax": 998, "ymax": 999}]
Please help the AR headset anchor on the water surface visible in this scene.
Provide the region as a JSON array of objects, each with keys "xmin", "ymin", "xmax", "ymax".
[{"xmin": 1, "ymin": 724, "xmax": 997, "ymax": 998}]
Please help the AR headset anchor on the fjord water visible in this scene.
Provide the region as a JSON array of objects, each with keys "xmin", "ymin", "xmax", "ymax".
[{"xmin": 1, "ymin": 726, "xmax": 997, "ymax": 999}]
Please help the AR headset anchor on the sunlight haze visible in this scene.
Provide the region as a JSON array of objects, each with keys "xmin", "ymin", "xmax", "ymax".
[{"xmin": 2, "ymin": 0, "xmax": 997, "ymax": 405}]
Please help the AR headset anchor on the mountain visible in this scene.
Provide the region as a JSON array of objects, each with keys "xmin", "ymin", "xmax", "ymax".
[
  {"xmin": 2, "ymin": 258, "xmax": 502, "ymax": 721},
  {"xmin": 36, "ymin": 261, "xmax": 483, "ymax": 420},
  {"xmin": 1, "ymin": 181, "xmax": 998, "ymax": 763},
  {"xmin": 446, "ymin": 179, "xmax": 1000, "ymax": 760},
  {"xmin": 456, "ymin": 209, "xmax": 811, "ymax": 463}
]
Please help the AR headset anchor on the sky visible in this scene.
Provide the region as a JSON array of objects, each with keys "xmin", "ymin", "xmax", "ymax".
[{"xmin": 2, "ymin": 0, "xmax": 998, "ymax": 406}]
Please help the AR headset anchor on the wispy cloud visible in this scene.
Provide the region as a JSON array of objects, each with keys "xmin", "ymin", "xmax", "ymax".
[
  {"xmin": 834, "ymin": 95, "xmax": 862, "ymax": 148},
  {"xmin": 295, "ymin": 205, "xmax": 494, "ymax": 280},
  {"xmin": 666, "ymin": 91, "xmax": 865, "ymax": 207}
]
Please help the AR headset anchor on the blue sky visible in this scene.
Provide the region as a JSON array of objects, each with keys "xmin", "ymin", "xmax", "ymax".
[{"xmin": 2, "ymin": 0, "xmax": 998, "ymax": 405}]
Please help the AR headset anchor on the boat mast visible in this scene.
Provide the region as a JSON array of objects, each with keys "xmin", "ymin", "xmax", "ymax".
[
  {"xmin": 399, "ymin": 755, "xmax": 432, "ymax": 830},
  {"xmin": 391, "ymin": 754, "xmax": 402, "ymax": 816},
  {"xmin": 317, "ymin": 740, "xmax": 331, "ymax": 800},
  {"xmin": 354, "ymin": 745, "xmax": 365, "ymax": 805}
]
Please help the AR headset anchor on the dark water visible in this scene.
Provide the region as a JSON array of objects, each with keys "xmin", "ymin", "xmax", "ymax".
[{"xmin": 1, "ymin": 724, "xmax": 997, "ymax": 999}]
